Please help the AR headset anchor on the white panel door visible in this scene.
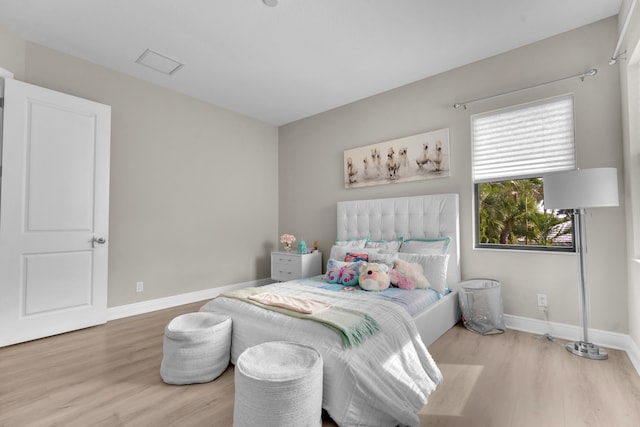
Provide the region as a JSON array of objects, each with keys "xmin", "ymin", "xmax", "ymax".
[{"xmin": 0, "ymin": 78, "xmax": 111, "ymax": 347}]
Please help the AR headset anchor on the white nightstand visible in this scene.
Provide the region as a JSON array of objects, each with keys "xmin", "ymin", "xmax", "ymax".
[{"xmin": 271, "ymin": 251, "xmax": 323, "ymax": 282}]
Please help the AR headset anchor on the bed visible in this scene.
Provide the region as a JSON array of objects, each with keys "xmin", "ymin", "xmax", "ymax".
[
  {"xmin": 200, "ymin": 193, "xmax": 461, "ymax": 426},
  {"xmin": 335, "ymin": 193, "xmax": 461, "ymax": 347}
]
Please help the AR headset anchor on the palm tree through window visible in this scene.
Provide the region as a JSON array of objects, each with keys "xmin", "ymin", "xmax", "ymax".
[{"xmin": 477, "ymin": 178, "xmax": 574, "ymax": 250}]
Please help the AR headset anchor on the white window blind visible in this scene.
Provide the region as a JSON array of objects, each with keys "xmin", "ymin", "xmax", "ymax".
[{"xmin": 472, "ymin": 96, "xmax": 576, "ymax": 182}]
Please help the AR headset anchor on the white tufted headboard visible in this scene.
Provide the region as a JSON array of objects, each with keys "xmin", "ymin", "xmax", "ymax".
[{"xmin": 337, "ymin": 193, "xmax": 460, "ymax": 288}]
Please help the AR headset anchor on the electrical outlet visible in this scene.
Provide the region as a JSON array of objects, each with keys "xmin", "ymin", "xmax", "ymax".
[
  {"xmin": 537, "ymin": 293, "xmax": 548, "ymax": 308},
  {"xmin": 136, "ymin": 281, "xmax": 144, "ymax": 292}
]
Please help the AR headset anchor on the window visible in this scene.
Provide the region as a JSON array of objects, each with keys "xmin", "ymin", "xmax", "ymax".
[{"xmin": 472, "ymin": 96, "xmax": 576, "ymax": 251}]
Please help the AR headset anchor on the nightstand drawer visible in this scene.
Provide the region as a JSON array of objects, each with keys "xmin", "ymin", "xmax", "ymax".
[
  {"xmin": 271, "ymin": 251, "xmax": 322, "ymax": 281},
  {"xmin": 272, "ymin": 253, "xmax": 299, "ymax": 266},
  {"xmin": 272, "ymin": 255, "xmax": 302, "ymax": 280}
]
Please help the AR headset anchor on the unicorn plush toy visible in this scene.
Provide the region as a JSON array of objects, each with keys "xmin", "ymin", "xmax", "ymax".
[{"xmin": 358, "ymin": 262, "xmax": 391, "ymax": 292}]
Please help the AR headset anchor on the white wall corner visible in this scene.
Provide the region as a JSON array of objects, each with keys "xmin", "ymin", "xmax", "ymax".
[
  {"xmin": 107, "ymin": 278, "xmax": 274, "ymax": 321},
  {"xmin": 505, "ymin": 314, "xmax": 640, "ymax": 376},
  {"xmin": 0, "ymin": 67, "xmax": 14, "ymax": 78}
]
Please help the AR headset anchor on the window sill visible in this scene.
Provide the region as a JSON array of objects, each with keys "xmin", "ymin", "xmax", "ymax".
[{"xmin": 473, "ymin": 246, "xmax": 576, "ymax": 255}]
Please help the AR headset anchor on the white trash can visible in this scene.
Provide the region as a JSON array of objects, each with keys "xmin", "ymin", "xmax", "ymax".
[{"xmin": 458, "ymin": 279, "xmax": 505, "ymax": 335}]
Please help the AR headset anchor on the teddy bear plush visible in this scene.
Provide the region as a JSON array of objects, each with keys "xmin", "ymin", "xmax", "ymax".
[
  {"xmin": 358, "ymin": 262, "xmax": 391, "ymax": 291},
  {"xmin": 389, "ymin": 259, "xmax": 430, "ymax": 290}
]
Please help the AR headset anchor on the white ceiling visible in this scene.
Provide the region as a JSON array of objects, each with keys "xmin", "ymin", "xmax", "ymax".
[{"xmin": 0, "ymin": 0, "xmax": 622, "ymax": 125}]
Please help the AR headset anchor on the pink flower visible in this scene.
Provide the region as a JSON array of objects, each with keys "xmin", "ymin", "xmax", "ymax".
[{"xmin": 280, "ymin": 234, "xmax": 296, "ymax": 244}]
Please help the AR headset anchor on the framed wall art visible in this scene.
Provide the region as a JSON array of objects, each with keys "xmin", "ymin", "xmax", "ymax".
[{"xmin": 344, "ymin": 128, "xmax": 450, "ymax": 189}]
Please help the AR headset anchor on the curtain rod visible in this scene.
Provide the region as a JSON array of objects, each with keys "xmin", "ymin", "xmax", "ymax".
[
  {"xmin": 609, "ymin": 0, "xmax": 637, "ymax": 65},
  {"xmin": 452, "ymin": 69, "xmax": 598, "ymax": 110}
]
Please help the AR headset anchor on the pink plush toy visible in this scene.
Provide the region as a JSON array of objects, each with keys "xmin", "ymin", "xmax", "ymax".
[
  {"xmin": 389, "ymin": 259, "xmax": 430, "ymax": 290},
  {"xmin": 358, "ymin": 262, "xmax": 391, "ymax": 291}
]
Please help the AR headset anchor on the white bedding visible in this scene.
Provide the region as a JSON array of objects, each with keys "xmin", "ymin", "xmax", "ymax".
[
  {"xmin": 200, "ymin": 280, "xmax": 442, "ymax": 427},
  {"xmin": 296, "ymin": 275, "xmax": 444, "ymax": 317}
]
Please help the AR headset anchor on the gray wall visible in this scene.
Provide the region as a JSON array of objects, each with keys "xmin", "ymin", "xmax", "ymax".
[
  {"xmin": 1, "ymin": 16, "xmax": 634, "ymax": 338},
  {"xmin": 0, "ymin": 25, "xmax": 24, "ymax": 77},
  {"xmin": 0, "ymin": 26, "xmax": 279, "ymax": 307},
  {"xmin": 279, "ymin": 17, "xmax": 629, "ymax": 333}
]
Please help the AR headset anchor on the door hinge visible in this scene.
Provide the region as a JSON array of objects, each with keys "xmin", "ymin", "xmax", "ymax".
[{"xmin": 0, "ymin": 97, "xmax": 3, "ymax": 108}]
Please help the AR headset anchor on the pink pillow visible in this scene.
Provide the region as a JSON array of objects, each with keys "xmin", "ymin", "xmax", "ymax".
[{"xmin": 389, "ymin": 259, "xmax": 430, "ymax": 290}]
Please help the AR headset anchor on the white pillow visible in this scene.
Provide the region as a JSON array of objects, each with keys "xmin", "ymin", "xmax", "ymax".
[
  {"xmin": 396, "ymin": 253, "xmax": 449, "ymax": 294},
  {"xmin": 329, "ymin": 245, "xmax": 379, "ymax": 262},
  {"xmin": 365, "ymin": 238, "xmax": 403, "ymax": 252},
  {"xmin": 399, "ymin": 237, "xmax": 450, "ymax": 255},
  {"xmin": 368, "ymin": 251, "xmax": 398, "ymax": 268},
  {"xmin": 334, "ymin": 238, "xmax": 368, "ymax": 248}
]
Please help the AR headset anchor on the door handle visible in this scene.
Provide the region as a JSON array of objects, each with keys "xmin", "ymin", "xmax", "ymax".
[{"xmin": 92, "ymin": 236, "xmax": 107, "ymax": 248}]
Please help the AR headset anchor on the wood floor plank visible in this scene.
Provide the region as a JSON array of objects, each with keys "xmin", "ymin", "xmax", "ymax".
[
  {"xmin": 423, "ymin": 324, "xmax": 640, "ymax": 427},
  {"xmin": 510, "ymin": 336, "xmax": 565, "ymax": 427},
  {"xmin": 1, "ymin": 303, "xmax": 639, "ymax": 427}
]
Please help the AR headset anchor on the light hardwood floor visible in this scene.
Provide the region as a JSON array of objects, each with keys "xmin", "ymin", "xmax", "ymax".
[
  {"xmin": 1, "ymin": 301, "xmax": 639, "ymax": 427},
  {"xmin": 422, "ymin": 324, "xmax": 640, "ymax": 427}
]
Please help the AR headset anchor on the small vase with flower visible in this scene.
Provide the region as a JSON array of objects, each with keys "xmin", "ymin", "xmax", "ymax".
[{"xmin": 280, "ymin": 234, "xmax": 296, "ymax": 252}]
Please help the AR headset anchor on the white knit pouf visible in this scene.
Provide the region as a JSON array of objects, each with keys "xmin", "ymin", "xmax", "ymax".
[
  {"xmin": 233, "ymin": 341, "xmax": 323, "ymax": 427},
  {"xmin": 160, "ymin": 312, "xmax": 232, "ymax": 385}
]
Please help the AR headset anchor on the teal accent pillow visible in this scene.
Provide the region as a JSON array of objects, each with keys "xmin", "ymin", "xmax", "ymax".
[
  {"xmin": 334, "ymin": 238, "xmax": 367, "ymax": 248},
  {"xmin": 325, "ymin": 259, "xmax": 362, "ymax": 286},
  {"xmin": 364, "ymin": 238, "xmax": 403, "ymax": 252},
  {"xmin": 399, "ymin": 237, "xmax": 450, "ymax": 255}
]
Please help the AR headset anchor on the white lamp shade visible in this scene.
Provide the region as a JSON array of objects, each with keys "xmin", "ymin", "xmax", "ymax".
[{"xmin": 543, "ymin": 168, "xmax": 619, "ymax": 209}]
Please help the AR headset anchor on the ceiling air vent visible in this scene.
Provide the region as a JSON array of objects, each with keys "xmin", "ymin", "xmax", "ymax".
[{"xmin": 135, "ymin": 48, "xmax": 183, "ymax": 75}]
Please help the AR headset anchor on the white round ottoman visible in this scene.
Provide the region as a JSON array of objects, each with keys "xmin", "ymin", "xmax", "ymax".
[
  {"xmin": 160, "ymin": 312, "xmax": 232, "ymax": 385},
  {"xmin": 233, "ymin": 341, "xmax": 323, "ymax": 427}
]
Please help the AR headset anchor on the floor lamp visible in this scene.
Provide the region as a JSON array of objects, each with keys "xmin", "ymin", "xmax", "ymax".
[{"xmin": 543, "ymin": 168, "xmax": 619, "ymax": 360}]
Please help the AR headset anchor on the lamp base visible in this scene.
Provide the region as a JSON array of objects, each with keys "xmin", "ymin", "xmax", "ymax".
[{"xmin": 566, "ymin": 341, "xmax": 608, "ymax": 360}]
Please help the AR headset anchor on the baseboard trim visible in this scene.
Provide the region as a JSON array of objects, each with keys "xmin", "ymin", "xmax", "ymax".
[
  {"xmin": 505, "ymin": 314, "xmax": 640, "ymax": 376},
  {"xmin": 107, "ymin": 278, "xmax": 273, "ymax": 321},
  {"xmin": 106, "ymin": 287, "xmax": 640, "ymax": 376}
]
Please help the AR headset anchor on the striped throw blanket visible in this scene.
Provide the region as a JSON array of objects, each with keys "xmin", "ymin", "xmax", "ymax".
[{"xmin": 220, "ymin": 287, "xmax": 379, "ymax": 347}]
